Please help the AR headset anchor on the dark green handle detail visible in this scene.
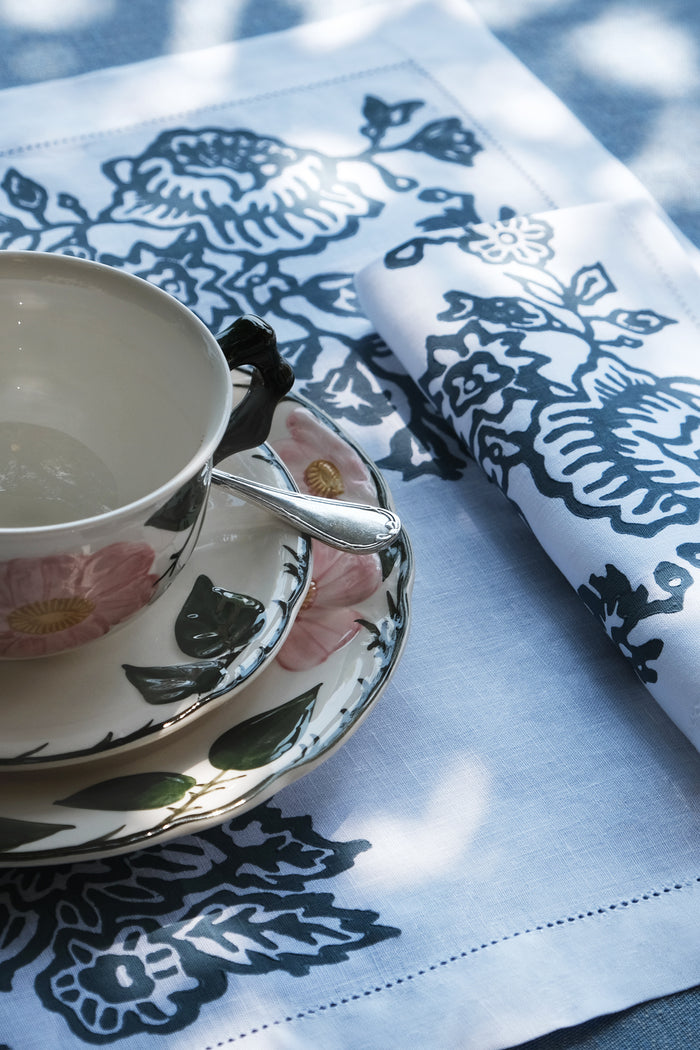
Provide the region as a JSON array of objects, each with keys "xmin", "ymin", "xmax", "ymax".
[{"xmin": 214, "ymin": 314, "xmax": 294, "ymax": 464}]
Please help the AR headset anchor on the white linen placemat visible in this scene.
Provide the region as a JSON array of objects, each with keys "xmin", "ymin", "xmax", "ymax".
[{"xmin": 0, "ymin": 4, "xmax": 698, "ymax": 1050}]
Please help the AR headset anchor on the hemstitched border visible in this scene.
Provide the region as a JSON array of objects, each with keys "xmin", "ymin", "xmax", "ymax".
[
  {"xmin": 0, "ymin": 61, "xmax": 411, "ymax": 159},
  {"xmin": 201, "ymin": 876, "xmax": 700, "ymax": 1048}
]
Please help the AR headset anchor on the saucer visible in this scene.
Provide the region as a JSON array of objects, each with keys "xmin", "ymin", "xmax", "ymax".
[
  {"xmin": 0, "ymin": 394, "xmax": 414, "ymax": 865},
  {"xmin": 0, "ymin": 443, "xmax": 311, "ymax": 768}
]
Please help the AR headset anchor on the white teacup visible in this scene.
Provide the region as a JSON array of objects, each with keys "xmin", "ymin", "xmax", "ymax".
[{"xmin": 0, "ymin": 251, "xmax": 293, "ymax": 658}]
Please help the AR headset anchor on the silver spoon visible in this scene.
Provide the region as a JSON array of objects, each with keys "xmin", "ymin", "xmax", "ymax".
[{"xmin": 212, "ymin": 468, "xmax": 401, "ymax": 553}]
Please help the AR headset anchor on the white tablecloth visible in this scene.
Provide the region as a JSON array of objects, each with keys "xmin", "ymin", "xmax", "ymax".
[{"xmin": 0, "ymin": 4, "xmax": 698, "ymax": 1049}]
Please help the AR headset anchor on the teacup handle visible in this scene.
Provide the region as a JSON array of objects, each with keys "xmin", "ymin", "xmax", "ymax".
[{"xmin": 213, "ymin": 314, "xmax": 294, "ymax": 464}]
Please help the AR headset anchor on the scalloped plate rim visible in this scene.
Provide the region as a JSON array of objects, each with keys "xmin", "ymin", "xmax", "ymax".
[
  {"xmin": 0, "ymin": 441, "xmax": 312, "ymax": 769},
  {"xmin": 0, "ymin": 393, "xmax": 414, "ymax": 865}
]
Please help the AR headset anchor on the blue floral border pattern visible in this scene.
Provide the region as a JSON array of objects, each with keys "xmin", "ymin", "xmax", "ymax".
[
  {"xmin": 387, "ymin": 213, "xmax": 700, "ymax": 538},
  {"xmin": 384, "ymin": 211, "xmax": 700, "ymax": 683},
  {"xmin": 0, "ymin": 94, "xmax": 468, "ymax": 1043},
  {"xmin": 1, "ymin": 804, "xmax": 398, "ymax": 1043},
  {"xmin": 0, "ymin": 99, "xmax": 484, "ymax": 487}
]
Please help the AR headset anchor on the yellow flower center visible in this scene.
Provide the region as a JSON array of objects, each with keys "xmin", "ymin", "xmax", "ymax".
[
  {"xmin": 8, "ymin": 596, "xmax": 95, "ymax": 635},
  {"xmin": 303, "ymin": 459, "xmax": 344, "ymax": 499},
  {"xmin": 301, "ymin": 580, "xmax": 318, "ymax": 612}
]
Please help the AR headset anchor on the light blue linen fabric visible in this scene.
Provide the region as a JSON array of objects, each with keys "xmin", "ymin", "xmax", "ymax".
[{"xmin": 0, "ymin": 5, "xmax": 697, "ymax": 1050}]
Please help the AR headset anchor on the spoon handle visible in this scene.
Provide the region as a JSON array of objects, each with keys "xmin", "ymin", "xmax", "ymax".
[{"xmin": 212, "ymin": 468, "xmax": 401, "ymax": 554}]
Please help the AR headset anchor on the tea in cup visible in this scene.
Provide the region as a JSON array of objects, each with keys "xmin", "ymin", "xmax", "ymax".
[{"xmin": 0, "ymin": 251, "xmax": 293, "ymax": 658}]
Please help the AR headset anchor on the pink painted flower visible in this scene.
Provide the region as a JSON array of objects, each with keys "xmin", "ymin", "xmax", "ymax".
[
  {"xmin": 0, "ymin": 542, "xmax": 158, "ymax": 658},
  {"xmin": 273, "ymin": 406, "xmax": 383, "ymax": 671},
  {"xmin": 273, "ymin": 408, "xmax": 377, "ymax": 504},
  {"xmin": 276, "ymin": 542, "xmax": 382, "ymax": 672}
]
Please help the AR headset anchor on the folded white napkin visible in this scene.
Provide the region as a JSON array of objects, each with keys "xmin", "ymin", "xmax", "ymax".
[{"xmin": 356, "ymin": 198, "xmax": 700, "ymax": 750}]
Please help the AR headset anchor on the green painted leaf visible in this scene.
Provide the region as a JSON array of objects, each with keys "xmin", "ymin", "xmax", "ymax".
[
  {"xmin": 56, "ymin": 772, "xmax": 197, "ymax": 811},
  {"xmin": 123, "ymin": 660, "xmax": 226, "ymax": 704},
  {"xmin": 0, "ymin": 815, "xmax": 74, "ymax": 851},
  {"xmin": 175, "ymin": 574, "xmax": 265, "ymax": 660},
  {"xmin": 282, "ymin": 544, "xmax": 307, "ymax": 583},
  {"xmin": 145, "ymin": 469, "xmax": 207, "ymax": 531},
  {"xmin": 209, "ymin": 686, "xmax": 320, "ymax": 770},
  {"xmin": 379, "ymin": 540, "xmax": 399, "ymax": 581}
]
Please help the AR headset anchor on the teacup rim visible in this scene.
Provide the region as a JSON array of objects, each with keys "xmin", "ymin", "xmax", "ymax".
[{"xmin": 0, "ymin": 250, "xmax": 233, "ymax": 535}]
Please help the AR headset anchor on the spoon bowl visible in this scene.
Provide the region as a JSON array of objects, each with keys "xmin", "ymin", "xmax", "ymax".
[{"xmin": 211, "ymin": 468, "xmax": 401, "ymax": 553}]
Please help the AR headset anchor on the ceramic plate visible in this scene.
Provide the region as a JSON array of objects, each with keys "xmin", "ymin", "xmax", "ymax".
[
  {"xmin": 0, "ymin": 394, "xmax": 413, "ymax": 865},
  {"xmin": 0, "ymin": 444, "xmax": 311, "ymax": 768}
]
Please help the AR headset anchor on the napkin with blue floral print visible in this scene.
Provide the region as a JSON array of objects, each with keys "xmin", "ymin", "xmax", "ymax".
[{"xmin": 356, "ymin": 197, "xmax": 700, "ymax": 750}]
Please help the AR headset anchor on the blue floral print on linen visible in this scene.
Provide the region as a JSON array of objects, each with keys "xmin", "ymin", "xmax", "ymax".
[
  {"xmin": 0, "ymin": 93, "xmax": 486, "ymax": 1043},
  {"xmin": 394, "ymin": 214, "xmax": 700, "ymax": 538},
  {"xmin": 3, "ymin": 805, "xmax": 398, "ymax": 1043}
]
